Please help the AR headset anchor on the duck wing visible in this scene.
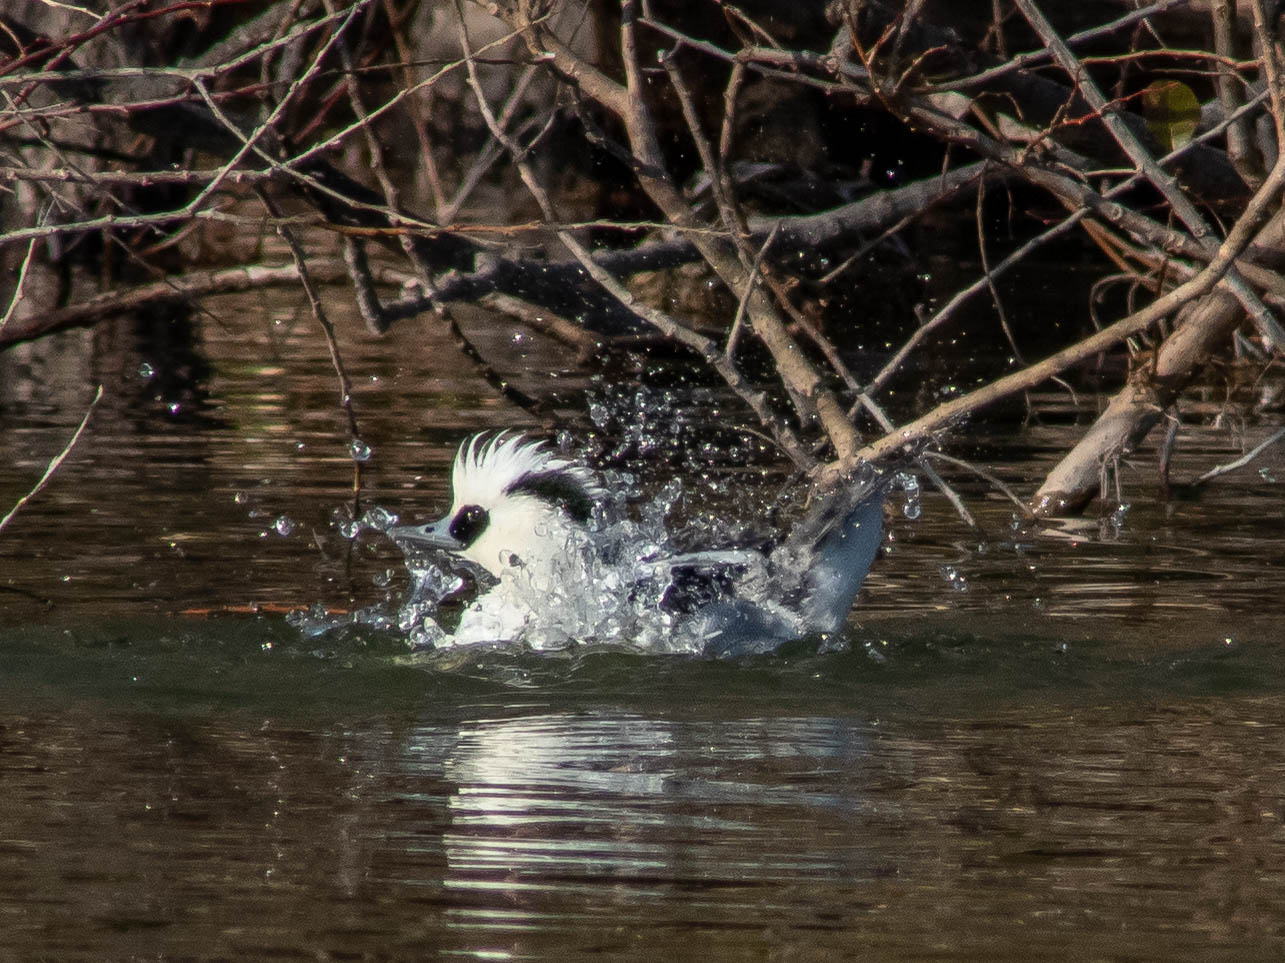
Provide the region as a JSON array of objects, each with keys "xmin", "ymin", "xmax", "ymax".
[
  {"xmin": 635, "ymin": 470, "xmax": 890, "ymax": 653},
  {"xmin": 649, "ymin": 549, "xmax": 770, "ymax": 615}
]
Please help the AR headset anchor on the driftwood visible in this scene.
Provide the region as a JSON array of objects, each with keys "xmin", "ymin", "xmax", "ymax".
[{"xmin": 1034, "ymin": 207, "xmax": 1285, "ymax": 514}]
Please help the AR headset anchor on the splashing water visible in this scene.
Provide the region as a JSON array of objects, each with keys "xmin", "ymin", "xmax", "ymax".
[
  {"xmin": 389, "ymin": 480, "xmax": 710, "ymax": 654},
  {"xmin": 939, "ymin": 564, "xmax": 968, "ymax": 593},
  {"xmin": 291, "ymin": 440, "xmax": 899, "ymax": 656},
  {"xmin": 361, "ymin": 506, "xmax": 396, "ymax": 532},
  {"xmin": 284, "ymin": 477, "xmax": 706, "ymax": 653},
  {"xmin": 897, "ymin": 472, "xmax": 922, "ymax": 520}
]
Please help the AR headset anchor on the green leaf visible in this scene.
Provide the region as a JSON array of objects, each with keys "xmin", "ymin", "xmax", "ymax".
[{"xmin": 1142, "ymin": 80, "xmax": 1201, "ymax": 152}]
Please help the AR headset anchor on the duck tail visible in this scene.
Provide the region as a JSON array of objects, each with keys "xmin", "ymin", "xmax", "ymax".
[{"xmin": 776, "ymin": 469, "xmax": 891, "ymax": 634}]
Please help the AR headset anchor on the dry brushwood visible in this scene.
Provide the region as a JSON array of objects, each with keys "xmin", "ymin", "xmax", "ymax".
[{"xmin": 2, "ymin": 0, "xmax": 1283, "ymax": 519}]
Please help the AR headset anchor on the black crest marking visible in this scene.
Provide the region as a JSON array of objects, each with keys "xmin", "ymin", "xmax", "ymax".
[
  {"xmin": 505, "ymin": 469, "xmax": 597, "ymax": 523},
  {"xmin": 449, "ymin": 504, "xmax": 490, "ymax": 547}
]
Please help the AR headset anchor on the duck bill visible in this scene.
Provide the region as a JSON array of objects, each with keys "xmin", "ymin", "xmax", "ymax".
[{"xmin": 387, "ymin": 517, "xmax": 461, "ymax": 552}]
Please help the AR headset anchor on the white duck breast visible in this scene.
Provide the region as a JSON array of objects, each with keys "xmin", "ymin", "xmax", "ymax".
[{"xmin": 389, "ymin": 432, "xmax": 888, "ymax": 654}]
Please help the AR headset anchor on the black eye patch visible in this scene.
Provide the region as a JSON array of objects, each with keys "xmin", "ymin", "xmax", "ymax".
[
  {"xmin": 505, "ymin": 469, "xmax": 596, "ymax": 522},
  {"xmin": 448, "ymin": 504, "xmax": 490, "ymax": 547}
]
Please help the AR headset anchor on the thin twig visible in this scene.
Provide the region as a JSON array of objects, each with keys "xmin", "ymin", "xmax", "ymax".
[
  {"xmin": 726, "ymin": 222, "xmax": 780, "ymax": 360},
  {"xmin": 1193, "ymin": 426, "xmax": 1285, "ymax": 484},
  {"xmin": 460, "ymin": 0, "xmax": 815, "ymax": 468},
  {"xmin": 975, "ymin": 176, "xmax": 1023, "ymax": 365},
  {"xmin": 1015, "ymin": 0, "xmax": 1285, "ymax": 352},
  {"xmin": 0, "ymin": 237, "xmax": 38, "ymax": 333},
  {"xmin": 380, "ymin": 0, "xmax": 448, "ymax": 218},
  {"xmin": 920, "ymin": 450, "xmax": 1035, "ymax": 518},
  {"xmin": 257, "ymin": 188, "xmax": 365, "ymax": 516},
  {"xmin": 0, "ymin": 385, "xmax": 102, "ymax": 536}
]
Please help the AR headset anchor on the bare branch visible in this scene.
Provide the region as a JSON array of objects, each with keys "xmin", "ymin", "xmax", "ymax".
[
  {"xmin": 1193, "ymin": 426, "xmax": 1285, "ymax": 485},
  {"xmin": 0, "ymin": 386, "xmax": 102, "ymax": 537}
]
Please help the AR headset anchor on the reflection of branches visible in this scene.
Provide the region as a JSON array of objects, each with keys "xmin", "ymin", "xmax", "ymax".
[{"xmin": 0, "ymin": 237, "xmax": 37, "ymax": 333}]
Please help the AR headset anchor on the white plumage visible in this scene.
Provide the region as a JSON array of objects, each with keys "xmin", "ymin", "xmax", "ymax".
[
  {"xmin": 442, "ymin": 432, "xmax": 604, "ymax": 578},
  {"xmin": 390, "ymin": 431, "xmax": 888, "ymax": 654}
]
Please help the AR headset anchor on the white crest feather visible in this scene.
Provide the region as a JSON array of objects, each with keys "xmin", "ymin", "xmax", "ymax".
[{"xmin": 450, "ymin": 431, "xmax": 604, "ymax": 511}]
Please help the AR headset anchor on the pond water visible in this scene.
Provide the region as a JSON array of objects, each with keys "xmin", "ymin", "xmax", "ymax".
[{"xmin": 1, "ymin": 292, "xmax": 1283, "ymax": 959}]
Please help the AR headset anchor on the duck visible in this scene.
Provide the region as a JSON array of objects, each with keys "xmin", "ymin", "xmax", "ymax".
[{"xmin": 388, "ymin": 432, "xmax": 889, "ymax": 655}]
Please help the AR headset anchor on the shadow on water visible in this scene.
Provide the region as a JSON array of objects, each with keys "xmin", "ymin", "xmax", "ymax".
[{"xmin": 1, "ymin": 294, "xmax": 1284, "ymax": 958}]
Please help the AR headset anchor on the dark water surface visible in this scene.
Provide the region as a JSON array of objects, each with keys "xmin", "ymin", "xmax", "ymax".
[{"xmin": 2, "ymin": 294, "xmax": 1284, "ymax": 959}]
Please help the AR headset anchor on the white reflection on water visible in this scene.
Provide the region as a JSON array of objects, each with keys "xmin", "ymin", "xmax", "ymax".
[
  {"xmin": 391, "ymin": 710, "xmax": 881, "ymax": 926},
  {"xmin": 444, "ymin": 714, "xmax": 674, "ymax": 824}
]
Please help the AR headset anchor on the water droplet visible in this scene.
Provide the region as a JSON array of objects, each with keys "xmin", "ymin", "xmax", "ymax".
[
  {"xmin": 273, "ymin": 515, "xmax": 296, "ymax": 536},
  {"xmin": 1107, "ymin": 502, "xmax": 1129, "ymax": 534},
  {"xmin": 234, "ymin": 491, "xmax": 247, "ymax": 505},
  {"xmin": 361, "ymin": 506, "xmax": 396, "ymax": 531},
  {"xmin": 138, "ymin": 362, "xmax": 155, "ymax": 380},
  {"xmin": 349, "ymin": 439, "xmax": 372, "ymax": 462},
  {"xmin": 167, "ymin": 402, "xmax": 182, "ymax": 416}
]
